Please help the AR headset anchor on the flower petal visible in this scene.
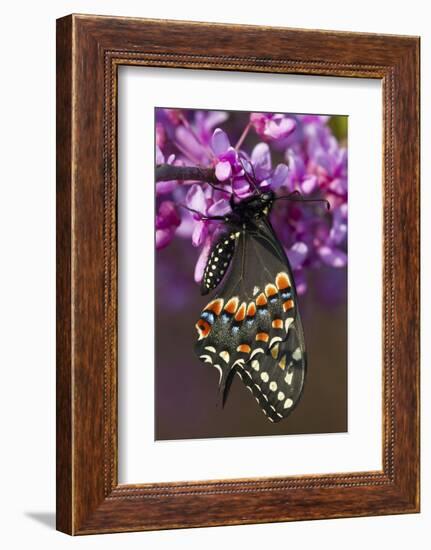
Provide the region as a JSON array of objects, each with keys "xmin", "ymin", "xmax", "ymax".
[
  {"xmin": 211, "ymin": 128, "xmax": 230, "ymax": 155},
  {"xmin": 194, "ymin": 238, "xmax": 212, "ymax": 282},
  {"xmin": 293, "ymin": 269, "xmax": 307, "ymax": 296},
  {"xmin": 156, "ymin": 180, "xmax": 177, "ymax": 195},
  {"xmin": 185, "ymin": 184, "xmax": 206, "ymax": 213},
  {"xmin": 232, "ymin": 177, "xmax": 252, "ymax": 198},
  {"xmin": 287, "ymin": 241, "xmax": 308, "ymax": 270},
  {"xmin": 156, "ymin": 200, "xmax": 181, "ymax": 229},
  {"xmin": 218, "ymin": 146, "xmax": 237, "ymax": 165},
  {"xmin": 215, "ymin": 160, "xmax": 232, "ymax": 182},
  {"xmin": 329, "ymin": 205, "xmax": 348, "ymax": 245},
  {"xmin": 192, "ymin": 220, "xmax": 207, "ymax": 247},
  {"xmin": 251, "ymin": 142, "xmax": 271, "ymax": 177},
  {"xmin": 286, "ymin": 149, "xmax": 305, "ymax": 181},
  {"xmin": 264, "ymin": 116, "xmax": 296, "ymax": 140},
  {"xmin": 155, "ymin": 145, "xmax": 165, "ymax": 165},
  {"xmin": 270, "ymin": 163, "xmax": 289, "ymax": 189},
  {"xmin": 301, "ymin": 175, "xmax": 318, "ymax": 195},
  {"xmin": 156, "ymin": 228, "xmax": 175, "ymax": 249},
  {"xmin": 207, "ymin": 198, "xmax": 231, "ymax": 217},
  {"xmin": 176, "ymin": 125, "xmax": 207, "ymax": 163},
  {"xmin": 318, "ymin": 246, "xmax": 347, "ymax": 268},
  {"xmin": 204, "ymin": 111, "xmax": 229, "ymax": 133}
]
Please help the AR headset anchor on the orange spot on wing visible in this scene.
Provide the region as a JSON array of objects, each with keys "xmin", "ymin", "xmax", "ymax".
[
  {"xmin": 272, "ymin": 319, "xmax": 283, "ymax": 329},
  {"xmin": 256, "ymin": 293, "xmax": 267, "ymax": 307},
  {"xmin": 204, "ymin": 298, "xmax": 224, "ymax": 316},
  {"xmin": 276, "ymin": 272, "xmax": 290, "ymax": 290},
  {"xmin": 256, "ymin": 332, "xmax": 269, "ymax": 342},
  {"xmin": 246, "ymin": 302, "xmax": 256, "ymax": 317},
  {"xmin": 265, "ymin": 284, "xmax": 278, "ymax": 297},
  {"xmin": 283, "ymin": 299, "xmax": 295, "ymax": 312},
  {"xmin": 224, "ymin": 297, "xmax": 239, "ymax": 314},
  {"xmin": 236, "ymin": 344, "xmax": 251, "ymax": 354},
  {"xmin": 234, "ymin": 302, "xmax": 247, "ymax": 322},
  {"xmin": 195, "ymin": 319, "xmax": 211, "ymax": 338}
]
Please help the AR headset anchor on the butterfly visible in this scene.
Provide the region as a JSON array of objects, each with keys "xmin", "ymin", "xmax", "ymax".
[{"xmin": 193, "ymin": 186, "xmax": 323, "ymax": 423}]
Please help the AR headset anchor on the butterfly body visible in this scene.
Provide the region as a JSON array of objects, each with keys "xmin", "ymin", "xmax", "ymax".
[
  {"xmin": 194, "ymin": 190, "xmax": 307, "ymax": 423},
  {"xmin": 201, "ymin": 191, "xmax": 275, "ymax": 295}
]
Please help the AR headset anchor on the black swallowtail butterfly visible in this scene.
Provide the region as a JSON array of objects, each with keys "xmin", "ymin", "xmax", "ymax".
[{"xmin": 194, "ymin": 187, "xmax": 316, "ymax": 423}]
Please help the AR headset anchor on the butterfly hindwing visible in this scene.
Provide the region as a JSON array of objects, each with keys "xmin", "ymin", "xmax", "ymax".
[
  {"xmin": 195, "ymin": 217, "xmax": 306, "ymax": 422},
  {"xmin": 237, "ymin": 321, "xmax": 306, "ymax": 421}
]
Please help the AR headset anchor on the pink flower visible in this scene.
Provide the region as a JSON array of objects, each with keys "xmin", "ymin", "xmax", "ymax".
[
  {"xmin": 156, "ymin": 201, "xmax": 181, "ymax": 249},
  {"xmin": 250, "ymin": 113, "xmax": 297, "ymax": 141},
  {"xmin": 185, "ymin": 184, "xmax": 231, "ymax": 281}
]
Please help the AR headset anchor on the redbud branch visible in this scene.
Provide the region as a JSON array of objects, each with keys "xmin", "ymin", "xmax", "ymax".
[
  {"xmin": 235, "ymin": 121, "xmax": 252, "ymax": 150},
  {"xmin": 155, "ymin": 164, "xmax": 219, "ymax": 184}
]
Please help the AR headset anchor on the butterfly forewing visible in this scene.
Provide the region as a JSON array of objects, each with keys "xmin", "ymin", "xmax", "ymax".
[{"xmin": 195, "ymin": 216, "xmax": 306, "ymax": 422}]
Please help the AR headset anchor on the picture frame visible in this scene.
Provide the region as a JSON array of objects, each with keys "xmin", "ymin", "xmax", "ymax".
[{"xmin": 56, "ymin": 14, "xmax": 420, "ymax": 535}]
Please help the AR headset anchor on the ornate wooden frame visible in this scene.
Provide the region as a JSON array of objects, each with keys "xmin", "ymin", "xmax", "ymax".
[{"xmin": 56, "ymin": 14, "xmax": 420, "ymax": 535}]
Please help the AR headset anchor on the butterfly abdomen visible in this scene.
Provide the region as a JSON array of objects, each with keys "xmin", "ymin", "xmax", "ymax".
[{"xmin": 200, "ymin": 231, "xmax": 240, "ymax": 295}]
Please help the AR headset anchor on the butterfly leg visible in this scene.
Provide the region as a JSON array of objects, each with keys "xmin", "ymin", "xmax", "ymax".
[{"xmin": 178, "ymin": 203, "xmax": 228, "ymax": 222}]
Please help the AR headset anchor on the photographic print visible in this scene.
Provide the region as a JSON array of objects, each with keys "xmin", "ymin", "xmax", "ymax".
[
  {"xmin": 57, "ymin": 16, "xmax": 420, "ymax": 533},
  {"xmin": 155, "ymin": 108, "xmax": 348, "ymax": 440}
]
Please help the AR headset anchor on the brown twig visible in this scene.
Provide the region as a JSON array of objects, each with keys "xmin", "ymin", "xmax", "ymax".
[{"xmin": 155, "ymin": 164, "xmax": 218, "ymax": 184}]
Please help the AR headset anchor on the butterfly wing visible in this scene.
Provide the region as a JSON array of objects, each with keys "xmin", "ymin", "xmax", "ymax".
[{"xmin": 195, "ymin": 217, "xmax": 306, "ymax": 422}]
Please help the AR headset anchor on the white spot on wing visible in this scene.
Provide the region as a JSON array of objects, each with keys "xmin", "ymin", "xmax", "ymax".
[
  {"xmin": 199, "ymin": 355, "xmax": 213, "ymax": 364},
  {"xmin": 269, "ymin": 336, "xmax": 283, "ymax": 348},
  {"xmin": 285, "ymin": 371, "xmax": 294, "ymax": 385},
  {"xmin": 292, "ymin": 347, "xmax": 302, "ymax": 361},
  {"xmin": 250, "ymin": 347, "xmax": 265, "ymax": 359},
  {"xmin": 285, "ymin": 317, "xmax": 294, "ymax": 333},
  {"xmin": 204, "ymin": 346, "xmax": 216, "ymax": 353},
  {"xmin": 260, "ymin": 372, "xmax": 269, "ymax": 383},
  {"xmin": 284, "ymin": 398, "xmax": 293, "ymax": 409},
  {"xmin": 213, "ymin": 364, "xmax": 223, "ymax": 385},
  {"xmin": 269, "ymin": 381, "xmax": 278, "ymax": 392},
  {"xmin": 253, "ymin": 286, "xmax": 260, "ymax": 296},
  {"xmin": 251, "ymin": 360, "xmax": 260, "ymax": 371},
  {"xmin": 277, "ymin": 391, "xmax": 285, "ymax": 401},
  {"xmin": 219, "ymin": 350, "xmax": 230, "ymax": 363}
]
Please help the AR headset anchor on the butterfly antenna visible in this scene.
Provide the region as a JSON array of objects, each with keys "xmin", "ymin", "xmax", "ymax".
[
  {"xmin": 177, "ymin": 203, "xmax": 211, "ymax": 220},
  {"xmin": 275, "ymin": 191, "xmax": 330, "ymax": 210},
  {"xmin": 178, "ymin": 203, "xmax": 227, "ymax": 221},
  {"xmin": 238, "ymin": 154, "xmax": 261, "ymax": 195},
  {"xmin": 205, "ymin": 180, "xmax": 232, "ymax": 195}
]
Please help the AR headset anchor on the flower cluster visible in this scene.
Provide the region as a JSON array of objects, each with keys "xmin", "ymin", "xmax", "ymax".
[{"xmin": 155, "ymin": 109, "xmax": 347, "ymax": 300}]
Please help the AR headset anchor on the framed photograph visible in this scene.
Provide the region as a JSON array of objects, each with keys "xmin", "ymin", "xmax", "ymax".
[{"xmin": 56, "ymin": 14, "xmax": 420, "ymax": 535}]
